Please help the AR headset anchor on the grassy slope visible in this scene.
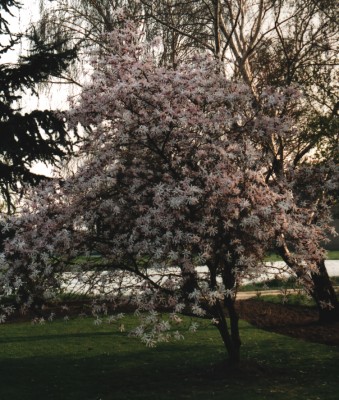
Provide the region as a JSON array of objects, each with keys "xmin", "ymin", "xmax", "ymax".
[{"xmin": 0, "ymin": 316, "xmax": 338, "ymax": 400}]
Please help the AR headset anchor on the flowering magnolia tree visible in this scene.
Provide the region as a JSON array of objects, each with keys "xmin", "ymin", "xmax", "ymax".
[
  {"xmin": 0, "ymin": 25, "xmax": 332, "ymax": 365},
  {"xmin": 252, "ymin": 87, "xmax": 339, "ymax": 322}
]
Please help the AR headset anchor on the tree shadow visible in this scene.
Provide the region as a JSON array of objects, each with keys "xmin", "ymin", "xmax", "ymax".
[{"xmin": 0, "ymin": 331, "xmax": 117, "ymax": 344}]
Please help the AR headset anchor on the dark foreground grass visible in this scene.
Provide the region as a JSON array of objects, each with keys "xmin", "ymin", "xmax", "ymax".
[{"xmin": 0, "ymin": 316, "xmax": 338, "ymax": 400}]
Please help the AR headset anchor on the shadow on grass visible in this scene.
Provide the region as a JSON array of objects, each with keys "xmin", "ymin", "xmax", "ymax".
[
  {"xmin": 0, "ymin": 319, "xmax": 338, "ymax": 400},
  {"xmin": 0, "ymin": 352, "xmax": 277, "ymax": 400},
  {"xmin": 0, "ymin": 331, "xmax": 117, "ymax": 344},
  {"xmin": 1, "ymin": 343, "xmax": 338, "ymax": 400}
]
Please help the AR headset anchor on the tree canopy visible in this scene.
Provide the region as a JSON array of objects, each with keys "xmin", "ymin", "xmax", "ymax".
[
  {"xmin": 0, "ymin": 25, "xmax": 334, "ymax": 364},
  {"xmin": 0, "ymin": 0, "xmax": 77, "ymax": 212}
]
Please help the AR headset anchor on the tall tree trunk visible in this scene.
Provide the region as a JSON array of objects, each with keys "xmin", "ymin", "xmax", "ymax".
[
  {"xmin": 278, "ymin": 245, "xmax": 339, "ymax": 323},
  {"xmin": 212, "ymin": 300, "xmax": 241, "ymax": 366},
  {"xmin": 207, "ymin": 254, "xmax": 241, "ymax": 366},
  {"xmin": 309, "ymin": 259, "xmax": 339, "ymax": 323}
]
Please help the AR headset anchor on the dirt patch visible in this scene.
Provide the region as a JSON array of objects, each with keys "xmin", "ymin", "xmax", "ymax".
[{"xmin": 236, "ymin": 298, "xmax": 339, "ymax": 346}]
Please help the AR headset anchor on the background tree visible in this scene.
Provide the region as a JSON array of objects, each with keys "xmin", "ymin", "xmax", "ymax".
[
  {"xmin": 0, "ymin": 26, "xmax": 331, "ymax": 366},
  {"xmin": 0, "ymin": 0, "xmax": 77, "ymax": 213},
  {"xmin": 35, "ymin": 0, "xmax": 143, "ymax": 86}
]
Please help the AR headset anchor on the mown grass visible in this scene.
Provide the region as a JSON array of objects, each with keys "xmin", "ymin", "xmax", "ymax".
[
  {"xmin": 0, "ymin": 315, "xmax": 338, "ymax": 400},
  {"xmin": 240, "ymin": 276, "xmax": 339, "ymax": 294},
  {"xmin": 239, "ymin": 276, "xmax": 298, "ymax": 292},
  {"xmin": 239, "ymin": 276, "xmax": 339, "ymax": 298},
  {"xmin": 265, "ymin": 250, "xmax": 339, "ymax": 261},
  {"xmin": 326, "ymin": 250, "xmax": 339, "ymax": 260},
  {"xmin": 255, "ymin": 293, "xmax": 317, "ymax": 307}
]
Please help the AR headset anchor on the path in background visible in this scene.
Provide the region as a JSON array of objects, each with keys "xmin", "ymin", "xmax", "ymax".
[
  {"xmin": 324, "ymin": 260, "xmax": 339, "ymax": 276},
  {"xmin": 244, "ymin": 260, "xmax": 339, "ymax": 283}
]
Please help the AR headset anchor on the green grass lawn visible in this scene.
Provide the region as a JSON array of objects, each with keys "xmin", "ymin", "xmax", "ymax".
[
  {"xmin": 254, "ymin": 293, "xmax": 317, "ymax": 307},
  {"xmin": 265, "ymin": 250, "xmax": 339, "ymax": 262},
  {"xmin": 326, "ymin": 250, "xmax": 339, "ymax": 260},
  {"xmin": 0, "ymin": 315, "xmax": 338, "ymax": 400},
  {"xmin": 239, "ymin": 275, "xmax": 339, "ymax": 293}
]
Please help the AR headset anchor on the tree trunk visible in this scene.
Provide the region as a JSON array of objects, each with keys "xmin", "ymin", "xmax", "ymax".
[
  {"xmin": 278, "ymin": 245, "xmax": 339, "ymax": 323},
  {"xmin": 213, "ymin": 300, "xmax": 241, "ymax": 366},
  {"xmin": 310, "ymin": 259, "xmax": 339, "ymax": 323},
  {"xmin": 207, "ymin": 256, "xmax": 241, "ymax": 366}
]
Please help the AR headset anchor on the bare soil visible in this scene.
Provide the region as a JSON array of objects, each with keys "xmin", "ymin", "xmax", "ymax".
[{"xmin": 236, "ymin": 298, "xmax": 339, "ymax": 346}]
